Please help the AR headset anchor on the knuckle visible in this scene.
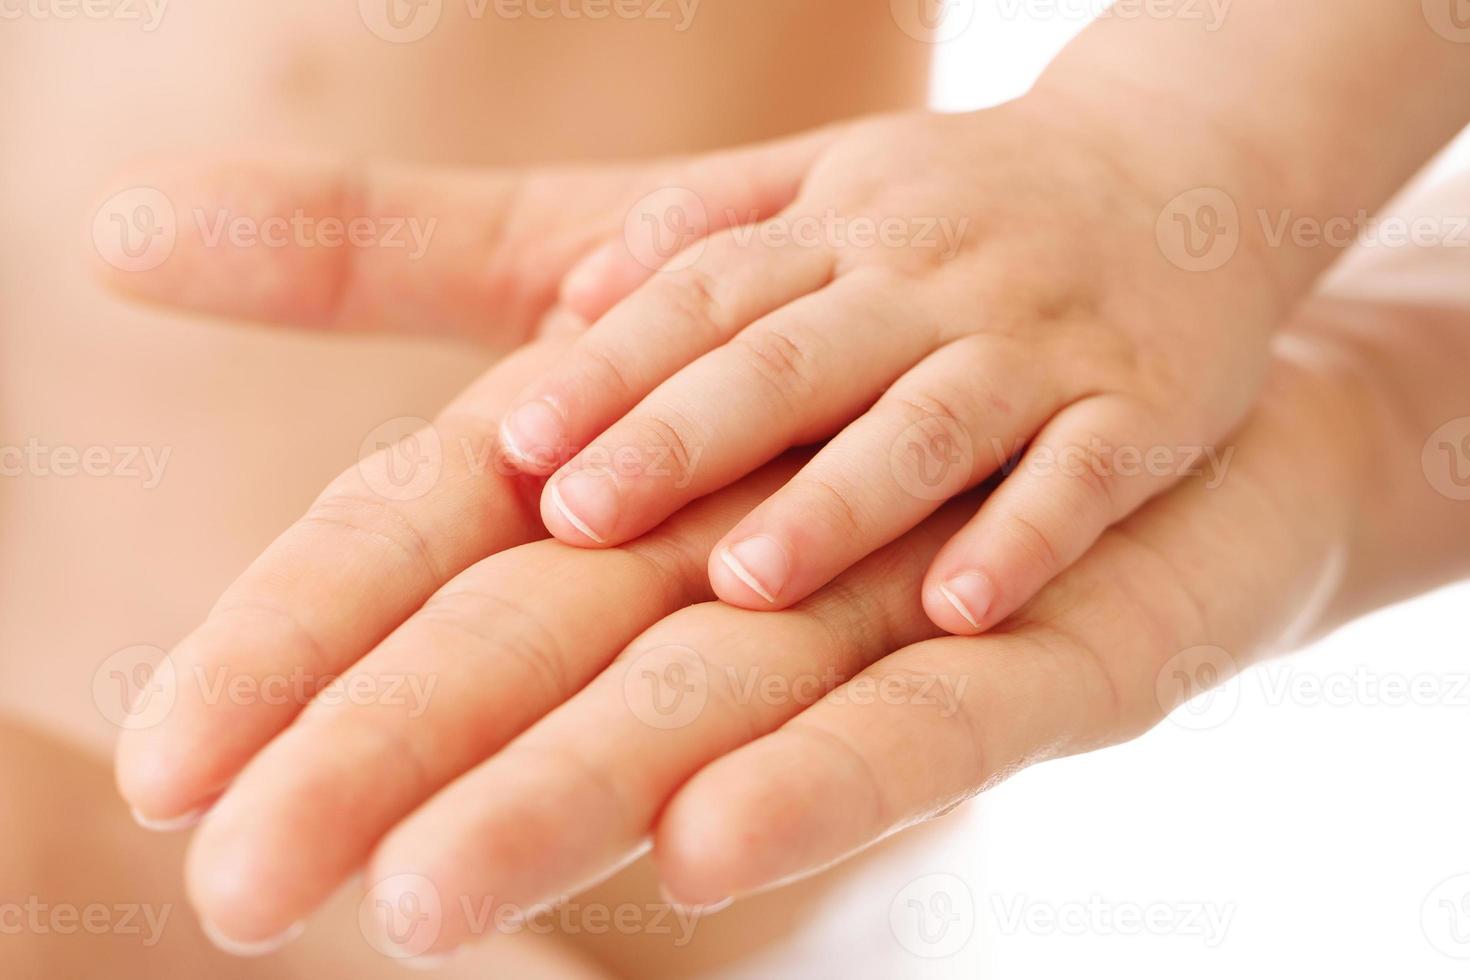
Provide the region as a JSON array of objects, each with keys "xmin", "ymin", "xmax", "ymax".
[
  {"xmin": 653, "ymin": 265, "xmax": 736, "ymax": 344},
  {"xmin": 633, "ymin": 405, "xmax": 705, "ymax": 486},
  {"xmin": 803, "ymin": 473, "xmax": 867, "ymax": 540},
  {"xmin": 577, "ymin": 340, "xmax": 640, "ymax": 405},
  {"xmin": 1060, "ymin": 437, "xmax": 1123, "ymax": 518},
  {"xmin": 886, "ymin": 384, "xmax": 971, "ymax": 433},
  {"xmin": 1005, "ymin": 510, "xmax": 1068, "ymax": 576},
  {"xmin": 730, "ymin": 324, "xmax": 819, "ymax": 407},
  {"xmin": 208, "ymin": 594, "xmax": 332, "ymax": 678},
  {"xmin": 784, "ymin": 719, "xmax": 895, "ymax": 830},
  {"xmin": 517, "ymin": 740, "xmax": 634, "ymax": 828},
  {"xmin": 303, "ymin": 490, "xmax": 444, "ymax": 587},
  {"xmin": 299, "ymin": 710, "xmax": 432, "ymax": 798},
  {"xmin": 417, "ymin": 586, "xmax": 572, "ymax": 704}
]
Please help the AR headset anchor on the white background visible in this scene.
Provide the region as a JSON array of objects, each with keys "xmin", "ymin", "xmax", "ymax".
[{"xmin": 923, "ymin": 5, "xmax": 1470, "ymax": 978}]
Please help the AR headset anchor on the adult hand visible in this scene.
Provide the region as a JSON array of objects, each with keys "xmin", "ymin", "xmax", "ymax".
[{"xmin": 118, "ymin": 301, "xmax": 1398, "ymax": 957}]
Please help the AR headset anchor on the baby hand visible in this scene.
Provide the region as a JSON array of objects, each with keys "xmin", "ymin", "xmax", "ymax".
[{"xmin": 499, "ymin": 98, "xmax": 1289, "ymax": 634}]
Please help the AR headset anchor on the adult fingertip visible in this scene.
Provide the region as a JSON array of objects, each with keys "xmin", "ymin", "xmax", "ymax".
[
  {"xmin": 131, "ymin": 801, "xmax": 211, "ymax": 833},
  {"xmin": 115, "ymin": 732, "xmax": 214, "ymax": 831},
  {"xmin": 198, "ymin": 917, "xmax": 305, "ymax": 958}
]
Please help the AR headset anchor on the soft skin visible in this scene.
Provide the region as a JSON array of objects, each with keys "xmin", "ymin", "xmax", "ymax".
[
  {"xmin": 109, "ymin": 214, "xmax": 1470, "ymax": 956},
  {"xmin": 492, "ymin": 0, "xmax": 1470, "ymax": 636}
]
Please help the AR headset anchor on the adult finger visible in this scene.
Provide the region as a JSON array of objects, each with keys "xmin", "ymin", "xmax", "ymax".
[
  {"xmin": 358, "ymin": 497, "xmax": 976, "ymax": 957},
  {"xmin": 655, "ymin": 356, "xmax": 1364, "ymax": 903},
  {"xmin": 93, "ymin": 129, "xmax": 836, "ymax": 346},
  {"xmin": 114, "ymin": 340, "xmax": 564, "ymax": 825},
  {"xmin": 182, "ymin": 459, "xmax": 805, "ymax": 948}
]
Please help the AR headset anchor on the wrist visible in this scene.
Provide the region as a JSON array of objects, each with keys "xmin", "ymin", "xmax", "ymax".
[
  {"xmin": 1015, "ymin": 74, "xmax": 1311, "ymax": 323},
  {"xmin": 1025, "ymin": 2, "xmax": 1470, "ymax": 311}
]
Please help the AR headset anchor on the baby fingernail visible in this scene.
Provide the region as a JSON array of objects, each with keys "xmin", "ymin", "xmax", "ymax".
[
  {"xmin": 938, "ymin": 572, "xmax": 993, "ymax": 631},
  {"xmin": 131, "ymin": 803, "xmax": 210, "ymax": 833},
  {"xmin": 549, "ymin": 467, "xmax": 620, "ymax": 543},
  {"xmin": 199, "ymin": 918, "xmax": 305, "ymax": 958},
  {"xmin": 719, "ymin": 535, "xmax": 790, "ymax": 604},
  {"xmin": 658, "ymin": 885, "xmax": 734, "ymax": 916},
  {"xmin": 500, "ymin": 398, "xmax": 566, "ymax": 471}
]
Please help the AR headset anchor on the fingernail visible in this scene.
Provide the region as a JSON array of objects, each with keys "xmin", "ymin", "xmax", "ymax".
[
  {"xmin": 549, "ymin": 467, "xmax": 619, "ymax": 543},
  {"xmin": 199, "ymin": 918, "xmax": 305, "ymax": 958},
  {"xmin": 938, "ymin": 572, "xmax": 993, "ymax": 631},
  {"xmin": 718, "ymin": 535, "xmax": 790, "ymax": 604},
  {"xmin": 131, "ymin": 803, "xmax": 209, "ymax": 833},
  {"xmin": 659, "ymin": 885, "xmax": 734, "ymax": 916},
  {"xmin": 500, "ymin": 398, "xmax": 565, "ymax": 471}
]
